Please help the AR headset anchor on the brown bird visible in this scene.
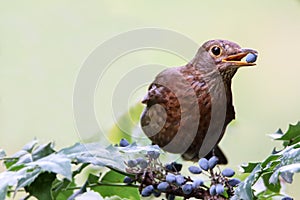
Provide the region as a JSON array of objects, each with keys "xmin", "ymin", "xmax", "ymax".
[{"xmin": 140, "ymin": 39, "xmax": 257, "ymax": 164}]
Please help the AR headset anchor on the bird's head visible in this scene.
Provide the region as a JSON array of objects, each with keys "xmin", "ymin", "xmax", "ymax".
[{"xmin": 193, "ymin": 39, "xmax": 258, "ymax": 80}]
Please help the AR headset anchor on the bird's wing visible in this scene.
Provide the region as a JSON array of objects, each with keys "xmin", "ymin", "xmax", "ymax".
[{"xmin": 140, "ymin": 68, "xmax": 181, "ymax": 147}]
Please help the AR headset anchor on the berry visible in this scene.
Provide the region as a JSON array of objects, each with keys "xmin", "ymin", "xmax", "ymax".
[
  {"xmin": 141, "ymin": 185, "xmax": 154, "ymax": 197},
  {"xmin": 127, "ymin": 159, "xmax": 137, "ymax": 168},
  {"xmin": 147, "ymin": 150, "xmax": 160, "ymax": 159},
  {"xmin": 215, "ymin": 184, "xmax": 224, "ymax": 195},
  {"xmin": 282, "ymin": 197, "xmax": 293, "ymax": 200},
  {"xmin": 192, "ymin": 179, "xmax": 204, "ymax": 188},
  {"xmin": 166, "ymin": 173, "xmax": 176, "ymax": 183},
  {"xmin": 222, "ymin": 168, "xmax": 235, "ymax": 177},
  {"xmin": 228, "ymin": 178, "xmax": 241, "ymax": 187},
  {"xmin": 198, "ymin": 158, "xmax": 209, "ymax": 171},
  {"xmin": 208, "ymin": 156, "xmax": 219, "ymax": 169},
  {"xmin": 123, "ymin": 176, "xmax": 132, "ymax": 184},
  {"xmin": 138, "ymin": 159, "xmax": 148, "ymax": 169},
  {"xmin": 153, "ymin": 190, "xmax": 161, "ymax": 197},
  {"xmin": 209, "ymin": 185, "xmax": 216, "ymax": 196},
  {"xmin": 246, "ymin": 53, "xmax": 257, "ymax": 63},
  {"xmin": 168, "ymin": 194, "xmax": 175, "ymax": 200},
  {"xmin": 188, "ymin": 166, "xmax": 202, "ymax": 174},
  {"xmin": 136, "ymin": 157, "xmax": 145, "ymax": 164},
  {"xmin": 119, "ymin": 138, "xmax": 130, "ymax": 147},
  {"xmin": 175, "ymin": 175, "xmax": 185, "ymax": 186},
  {"xmin": 165, "ymin": 162, "xmax": 182, "ymax": 172},
  {"xmin": 157, "ymin": 182, "xmax": 169, "ymax": 191},
  {"xmin": 182, "ymin": 183, "xmax": 193, "ymax": 195}
]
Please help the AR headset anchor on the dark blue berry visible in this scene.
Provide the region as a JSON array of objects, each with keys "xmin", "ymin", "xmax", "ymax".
[
  {"xmin": 222, "ymin": 168, "xmax": 235, "ymax": 177},
  {"xmin": 228, "ymin": 178, "xmax": 241, "ymax": 187},
  {"xmin": 127, "ymin": 159, "xmax": 137, "ymax": 168},
  {"xmin": 147, "ymin": 150, "xmax": 160, "ymax": 159},
  {"xmin": 119, "ymin": 138, "xmax": 130, "ymax": 147},
  {"xmin": 215, "ymin": 184, "xmax": 224, "ymax": 195},
  {"xmin": 208, "ymin": 156, "xmax": 219, "ymax": 169},
  {"xmin": 166, "ymin": 173, "xmax": 176, "ymax": 183},
  {"xmin": 153, "ymin": 190, "xmax": 161, "ymax": 197},
  {"xmin": 168, "ymin": 194, "xmax": 175, "ymax": 200},
  {"xmin": 123, "ymin": 176, "xmax": 132, "ymax": 184},
  {"xmin": 192, "ymin": 179, "xmax": 204, "ymax": 188},
  {"xmin": 157, "ymin": 182, "xmax": 169, "ymax": 191},
  {"xmin": 282, "ymin": 197, "xmax": 293, "ymax": 200},
  {"xmin": 165, "ymin": 162, "xmax": 182, "ymax": 172},
  {"xmin": 175, "ymin": 175, "xmax": 185, "ymax": 186},
  {"xmin": 188, "ymin": 166, "xmax": 202, "ymax": 174},
  {"xmin": 182, "ymin": 183, "xmax": 193, "ymax": 195},
  {"xmin": 141, "ymin": 185, "xmax": 154, "ymax": 197},
  {"xmin": 209, "ymin": 185, "xmax": 216, "ymax": 196},
  {"xmin": 198, "ymin": 158, "xmax": 209, "ymax": 171},
  {"xmin": 138, "ymin": 159, "xmax": 148, "ymax": 169},
  {"xmin": 246, "ymin": 53, "xmax": 257, "ymax": 63},
  {"xmin": 136, "ymin": 157, "xmax": 144, "ymax": 164}
]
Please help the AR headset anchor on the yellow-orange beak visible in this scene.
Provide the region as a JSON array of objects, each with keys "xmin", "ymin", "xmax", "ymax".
[{"xmin": 222, "ymin": 49, "xmax": 258, "ymax": 67}]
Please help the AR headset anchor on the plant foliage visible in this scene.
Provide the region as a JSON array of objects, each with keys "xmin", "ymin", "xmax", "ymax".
[{"xmin": 0, "ymin": 122, "xmax": 299, "ymax": 199}]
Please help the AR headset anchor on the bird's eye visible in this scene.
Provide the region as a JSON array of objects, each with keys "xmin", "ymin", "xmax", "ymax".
[{"xmin": 210, "ymin": 46, "xmax": 221, "ymax": 56}]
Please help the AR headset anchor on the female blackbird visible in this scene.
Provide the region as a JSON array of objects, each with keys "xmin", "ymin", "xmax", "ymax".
[{"xmin": 141, "ymin": 40, "xmax": 258, "ymax": 164}]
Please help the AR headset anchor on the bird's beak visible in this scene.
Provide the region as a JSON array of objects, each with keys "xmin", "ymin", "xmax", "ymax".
[{"xmin": 222, "ymin": 49, "xmax": 258, "ymax": 67}]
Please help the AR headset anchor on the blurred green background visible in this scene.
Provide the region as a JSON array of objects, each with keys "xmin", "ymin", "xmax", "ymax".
[{"xmin": 1, "ymin": 0, "xmax": 300, "ymax": 198}]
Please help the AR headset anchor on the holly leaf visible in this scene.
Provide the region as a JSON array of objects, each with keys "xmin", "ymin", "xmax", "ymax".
[
  {"xmin": 15, "ymin": 167, "xmax": 42, "ymax": 192},
  {"xmin": 53, "ymin": 178, "xmax": 76, "ymax": 200},
  {"xmin": 25, "ymin": 172, "xmax": 56, "ymax": 200},
  {"xmin": 26, "ymin": 153, "xmax": 72, "ymax": 180},
  {"xmin": 116, "ymin": 143, "xmax": 161, "ymax": 154},
  {"xmin": 31, "ymin": 142, "xmax": 56, "ymax": 161},
  {"xmin": 0, "ymin": 171, "xmax": 19, "ymax": 200},
  {"xmin": 274, "ymin": 122, "xmax": 300, "ymax": 147},
  {"xmin": 232, "ymin": 164, "xmax": 262, "ymax": 200},
  {"xmin": 58, "ymin": 143, "xmax": 126, "ymax": 171},
  {"xmin": 269, "ymin": 145, "xmax": 300, "ymax": 184},
  {"xmin": 262, "ymin": 172, "xmax": 280, "ymax": 193},
  {"xmin": 92, "ymin": 170, "xmax": 140, "ymax": 200},
  {"xmin": 241, "ymin": 162, "xmax": 259, "ymax": 173},
  {"xmin": 22, "ymin": 139, "xmax": 38, "ymax": 152}
]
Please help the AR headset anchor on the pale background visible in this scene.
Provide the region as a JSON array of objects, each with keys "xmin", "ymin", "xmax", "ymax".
[{"xmin": 0, "ymin": 0, "xmax": 300, "ymax": 198}]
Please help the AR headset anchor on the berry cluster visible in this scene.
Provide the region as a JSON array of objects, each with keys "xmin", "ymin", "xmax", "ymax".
[{"xmin": 119, "ymin": 139, "xmax": 241, "ymax": 199}]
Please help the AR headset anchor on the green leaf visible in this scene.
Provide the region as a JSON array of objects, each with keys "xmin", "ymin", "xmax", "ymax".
[
  {"xmin": 25, "ymin": 172, "xmax": 56, "ymax": 200},
  {"xmin": 0, "ymin": 171, "xmax": 19, "ymax": 200},
  {"xmin": 233, "ymin": 164, "xmax": 262, "ymax": 200},
  {"xmin": 15, "ymin": 167, "xmax": 42, "ymax": 192},
  {"xmin": 88, "ymin": 173, "xmax": 100, "ymax": 184},
  {"xmin": 262, "ymin": 172, "xmax": 280, "ymax": 193},
  {"xmin": 26, "ymin": 153, "xmax": 72, "ymax": 180},
  {"xmin": 261, "ymin": 155, "xmax": 280, "ymax": 168},
  {"xmin": 31, "ymin": 142, "xmax": 56, "ymax": 161},
  {"xmin": 58, "ymin": 143, "xmax": 126, "ymax": 171},
  {"xmin": 92, "ymin": 170, "xmax": 140, "ymax": 200},
  {"xmin": 270, "ymin": 163, "xmax": 300, "ymax": 184},
  {"xmin": 116, "ymin": 143, "xmax": 161, "ymax": 154},
  {"xmin": 241, "ymin": 162, "xmax": 260, "ymax": 173},
  {"xmin": 52, "ymin": 178, "xmax": 76, "ymax": 200},
  {"xmin": 22, "ymin": 139, "xmax": 38, "ymax": 152},
  {"xmin": 274, "ymin": 122, "xmax": 300, "ymax": 146},
  {"xmin": 75, "ymin": 191, "xmax": 104, "ymax": 200},
  {"xmin": 4, "ymin": 150, "xmax": 28, "ymax": 169}
]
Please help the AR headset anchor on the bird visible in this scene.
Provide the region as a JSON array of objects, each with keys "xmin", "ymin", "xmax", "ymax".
[{"xmin": 140, "ymin": 39, "xmax": 258, "ymax": 164}]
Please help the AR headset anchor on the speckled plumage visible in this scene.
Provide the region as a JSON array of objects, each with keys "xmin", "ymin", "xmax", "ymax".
[{"xmin": 141, "ymin": 40, "xmax": 257, "ymax": 163}]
